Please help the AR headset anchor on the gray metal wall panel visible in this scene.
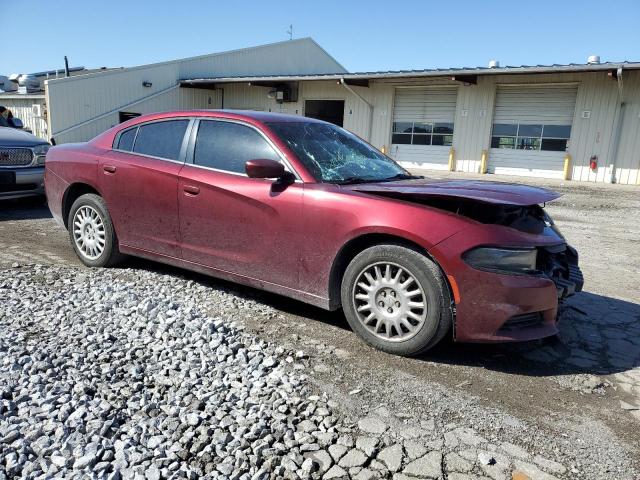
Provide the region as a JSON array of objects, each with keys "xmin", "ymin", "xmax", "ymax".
[
  {"xmin": 613, "ymin": 70, "xmax": 640, "ymax": 185},
  {"xmin": 46, "ymin": 38, "xmax": 345, "ymax": 143}
]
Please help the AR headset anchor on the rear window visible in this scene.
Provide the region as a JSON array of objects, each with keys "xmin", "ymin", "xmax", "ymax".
[
  {"xmin": 117, "ymin": 128, "xmax": 136, "ymax": 151},
  {"xmin": 132, "ymin": 120, "xmax": 189, "ymax": 161}
]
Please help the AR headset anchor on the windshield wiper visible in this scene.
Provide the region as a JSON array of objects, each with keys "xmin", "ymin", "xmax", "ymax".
[
  {"xmin": 376, "ymin": 173, "xmax": 423, "ymax": 183},
  {"xmin": 332, "ymin": 173, "xmax": 422, "ymax": 185},
  {"xmin": 333, "ymin": 176, "xmax": 378, "ymax": 185}
]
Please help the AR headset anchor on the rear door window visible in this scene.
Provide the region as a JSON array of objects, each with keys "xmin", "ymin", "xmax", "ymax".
[
  {"xmin": 132, "ymin": 120, "xmax": 189, "ymax": 161},
  {"xmin": 117, "ymin": 128, "xmax": 137, "ymax": 151},
  {"xmin": 193, "ymin": 120, "xmax": 280, "ymax": 174}
]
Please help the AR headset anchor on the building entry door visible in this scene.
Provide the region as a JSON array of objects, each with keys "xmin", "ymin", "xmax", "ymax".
[{"xmin": 304, "ymin": 100, "xmax": 345, "ymax": 127}]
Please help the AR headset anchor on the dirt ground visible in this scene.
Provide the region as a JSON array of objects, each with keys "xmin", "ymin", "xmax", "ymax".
[{"xmin": 1, "ymin": 173, "xmax": 639, "ymax": 478}]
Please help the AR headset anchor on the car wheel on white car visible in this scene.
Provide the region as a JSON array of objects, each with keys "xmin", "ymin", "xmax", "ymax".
[
  {"xmin": 68, "ymin": 193, "xmax": 123, "ymax": 267},
  {"xmin": 341, "ymin": 244, "xmax": 453, "ymax": 356}
]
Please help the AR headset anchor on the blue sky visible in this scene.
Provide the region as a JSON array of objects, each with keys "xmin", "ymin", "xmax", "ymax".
[{"xmin": 3, "ymin": 0, "xmax": 640, "ymax": 74}]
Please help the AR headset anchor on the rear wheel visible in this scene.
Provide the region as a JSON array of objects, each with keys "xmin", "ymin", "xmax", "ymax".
[
  {"xmin": 68, "ymin": 193, "xmax": 123, "ymax": 267},
  {"xmin": 341, "ymin": 244, "xmax": 453, "ymax": 356}
]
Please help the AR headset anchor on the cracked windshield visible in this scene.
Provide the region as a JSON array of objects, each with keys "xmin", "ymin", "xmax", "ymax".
[{"xmin": 267, "ymin": 122, "xmax": 417, "ymax": 184}]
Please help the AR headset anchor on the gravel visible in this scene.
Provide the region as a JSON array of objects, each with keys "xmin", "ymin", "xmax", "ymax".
[
  {"xmin": 1, "ymin": 265, "xmax": 354, "ymax": 479},
  {"xmin": 1, "ymin": 264, "xmax": 638, "ymax": 479}
]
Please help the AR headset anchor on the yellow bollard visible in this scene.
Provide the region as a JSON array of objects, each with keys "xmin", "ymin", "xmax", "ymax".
[
  {"xmin": 380, "ymin": 145, "xmax": 386, "ymax": 154},
  {"xmin": 563, "ymin": 153, "xmax": 572, "ymax": 180},
  {"xmin": 448, "ymin": 147, "xmax": 455, "ymax": 171},
  {"xmin": 480, "ymin": 150, "xmax": 488, "ymax": 174}
]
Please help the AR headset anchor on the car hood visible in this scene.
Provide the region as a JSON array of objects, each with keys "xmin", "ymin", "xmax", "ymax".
[
  {"xmin": 345, "ymin": 178, "xmax": 560, "ymax": 206},
  {"xmin": 0, "ymin": 126, "xmax": 47, "ymax": 147}
]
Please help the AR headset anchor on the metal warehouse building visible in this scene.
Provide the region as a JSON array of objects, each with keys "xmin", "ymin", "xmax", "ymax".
[{"xmin": 42, "ymin": 38, "xmax": 640, "ymax": 184}]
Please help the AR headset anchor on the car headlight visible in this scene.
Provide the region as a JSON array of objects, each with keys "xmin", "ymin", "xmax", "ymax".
[
  {"xmin": 33, "ymin": 144, "xmax": 50, "ymax": 165},
  {"xmin": 463, "ymin": 247, "xmax": 538, "ymax": 275}
]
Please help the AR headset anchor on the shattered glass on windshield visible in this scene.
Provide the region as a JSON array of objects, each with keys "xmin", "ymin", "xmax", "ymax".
[{"xmin": 267, "ymin": 122, "xmax": 414, "ymax": 184}]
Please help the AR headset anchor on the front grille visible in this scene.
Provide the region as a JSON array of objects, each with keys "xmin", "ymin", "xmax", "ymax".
[
  {"xmin": 538, "ymin": 245, "xmax": 584, "ymax": 300},
  {"xmin": 0, "ymin": 148, "xmax": 34, "ymax": 167},
  {"xmin": 500, "ymin": 312, "xmax": 544, "ymax": 331}
]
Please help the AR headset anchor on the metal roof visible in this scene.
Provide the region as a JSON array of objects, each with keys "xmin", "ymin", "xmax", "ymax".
[{"xmin": 180, "ymin": 61, "xmax": 640, "ymax": 85}]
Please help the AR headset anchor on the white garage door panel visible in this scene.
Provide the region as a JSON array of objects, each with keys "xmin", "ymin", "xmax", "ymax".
[
  {"xmin": 391, "ymin": 145, "xmax": 451, "ymax": 170},
  {"xmin": 493, "ymin": 85, "xmax": 578, "ymax": 124},
  {"xmin": 489, "ymin": 85, "xmax": 577, "ymax": 178},
  {"xmin": 392, "ymin": 87, "xmax": 457, "ymax": 168},
  {"xmin": 393, "ymin": 89, "xmax": 458, "ymax": 122},
  {"xmin": 488, "ymin": 150, "xmax": 565, "ymax": 179}
]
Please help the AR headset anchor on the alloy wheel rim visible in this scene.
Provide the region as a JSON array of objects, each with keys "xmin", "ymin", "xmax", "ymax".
[
  {"xmin": 352, "ymin": 261, "xmax": 427, "ymax": 342},
  {"xmin": 73, "ymin": 205, "xmax": 106, "ymax": 260}
]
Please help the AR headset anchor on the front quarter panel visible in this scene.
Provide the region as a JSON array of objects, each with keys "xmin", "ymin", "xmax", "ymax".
[{"xmin": 299, "ymin": 185, "xmax": 472, "ymax": 300}]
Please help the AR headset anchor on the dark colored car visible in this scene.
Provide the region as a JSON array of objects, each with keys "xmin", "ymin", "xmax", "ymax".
[
  {"xmin": 44, "ymin": 110, "xmax": 583, "ymax": 356},
  {"xmin": 0, "ymin": 123, "xmax": 50, "ymax": 200}
]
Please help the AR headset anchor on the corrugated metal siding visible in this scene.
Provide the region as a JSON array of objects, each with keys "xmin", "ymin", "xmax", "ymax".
[
  {"xmin": 437, "ymin": 71, "xmax": 639, "ymax": 184},
  {"xmin": 567, "ymin": 73, "xmax": 620, "ymax": 182},
  {"xmin": 452, "ymin": 77, "xmax": 495, "ymax": 173},
  {"xmin": 613, "ymin": 70, "xmax": 640, "ymax": 185},
  {"xmin": 0, "ymin": 97, "xmax": 48, "ymax": 139},
  {"xmin": 46, "ymin": 53, "xmax": 640, "ymax": 184},
  {"xmin": 219, "ymin": 73, "xmax": 640, "ymax": 184},
  {"xmin": 46, "ymin": 38, "xmax": 345, "ymax": 144}
]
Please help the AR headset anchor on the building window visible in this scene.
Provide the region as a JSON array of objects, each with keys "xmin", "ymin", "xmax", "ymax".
[
  {"xmin": 392, "ymin": 122, "xmax": 454, "ymax": 146},
  {"xmin": 491, "ymin": 124, "xmax": 571, "ymax": 152}
]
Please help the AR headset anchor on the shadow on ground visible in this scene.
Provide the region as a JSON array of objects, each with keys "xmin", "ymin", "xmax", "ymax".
[
  {"xmin": 123, "ymin": 257, "xmax": 640, "ymax": 381},
  {"xmin": 424, "ymin": 292, "xmax": 640, "ymax": 379},
  {"xmin": 0, "ymin": 198, "xmax": 51, "ymax": 221}
]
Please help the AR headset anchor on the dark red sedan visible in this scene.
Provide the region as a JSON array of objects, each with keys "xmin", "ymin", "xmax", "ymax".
[{"xmin": 44, "ymin": 110, "xmax": 583, "ymax": 356}]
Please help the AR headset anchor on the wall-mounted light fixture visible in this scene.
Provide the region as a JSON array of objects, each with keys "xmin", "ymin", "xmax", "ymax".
[{"xmin": 142, "ymin": 81, "xmax": 152, "ymax": 88}]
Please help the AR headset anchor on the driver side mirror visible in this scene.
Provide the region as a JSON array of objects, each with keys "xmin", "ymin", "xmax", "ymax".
[
  {"xmin": 11, "ymin": 118, "xmax": 24, "ymax": 129},
  {"xmin": 245, "ymin": 159, "xmax": 294, "ymax": 182}
]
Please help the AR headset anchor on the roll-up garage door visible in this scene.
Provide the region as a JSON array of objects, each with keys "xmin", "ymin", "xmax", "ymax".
[
  {"xmin": 391, "ymin": 87, "xmax": 457, "ymax": 169},
  {"xmin": 489, "ymin": 84, "xmax": 577, "ymax": 178}
]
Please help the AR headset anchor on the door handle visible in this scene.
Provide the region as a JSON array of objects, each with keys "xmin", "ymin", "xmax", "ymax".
[
  {"xmin": 103, "ymin": 165, "xmax": 117, "ymax": 174},
  {"xmin": 183, "ymin": 185, "xmax": 200, "ymax": 195}
]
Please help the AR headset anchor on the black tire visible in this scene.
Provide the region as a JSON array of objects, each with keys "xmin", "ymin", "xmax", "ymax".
[
  {"xmin": 67, "ymin": 193, "xmax": 124, "ymax": 267},
  {"xmin": 341, "ymin": 244, "xmax": 453, "ymax": 357}
]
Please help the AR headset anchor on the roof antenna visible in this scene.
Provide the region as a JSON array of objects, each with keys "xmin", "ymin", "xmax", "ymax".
[{"xmin": 287, "ymin": 24, "xmax": 293, "ymax": 40}]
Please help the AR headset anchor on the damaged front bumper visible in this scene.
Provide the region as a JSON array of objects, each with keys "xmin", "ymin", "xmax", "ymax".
[
  {"xmin": 430, "ymin": 226, "xmax": 584, "ymax": 343},
  {"xmin": 538, "ymin": 244, "xmax": 584, "ymax": 300}
]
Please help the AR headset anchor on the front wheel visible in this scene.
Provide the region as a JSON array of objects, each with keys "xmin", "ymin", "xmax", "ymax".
[
  {"xmin": 341, "ymin": 244, "xmax": 453, "ymax": 356},
  {"xmin": 68, "ymin": 193, "xmax": 123, "ymax": 267}
]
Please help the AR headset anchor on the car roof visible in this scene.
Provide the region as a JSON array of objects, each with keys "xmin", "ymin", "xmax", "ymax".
[{"xmin": 128, "ymin": 109, "xmax": 326, "ymax": 125}]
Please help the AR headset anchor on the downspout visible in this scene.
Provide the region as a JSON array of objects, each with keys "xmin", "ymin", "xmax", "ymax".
[
  {"xmin": 608, "ymin": 66, "xmax": 625, "ymax": 183},
  {"xmin": 339, "ymin": 78, "xmax": 373, "ymax": 142}
]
